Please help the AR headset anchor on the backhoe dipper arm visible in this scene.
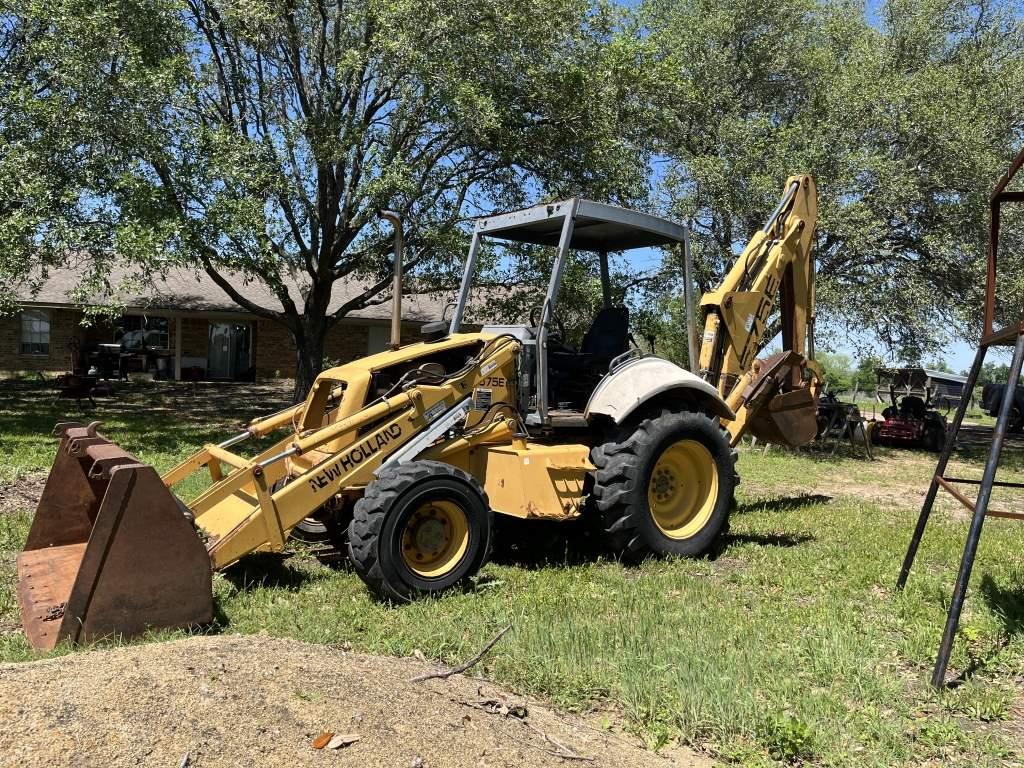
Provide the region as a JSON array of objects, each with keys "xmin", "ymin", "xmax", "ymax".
[{"xmin": 697, "ymin": 175, "xmax": 822, "ymax": 446}]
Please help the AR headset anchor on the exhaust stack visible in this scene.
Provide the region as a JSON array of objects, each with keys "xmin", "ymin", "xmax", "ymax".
[{"xmin": 379, "ymin": 210, "xmax": 404, "ymax": 350}]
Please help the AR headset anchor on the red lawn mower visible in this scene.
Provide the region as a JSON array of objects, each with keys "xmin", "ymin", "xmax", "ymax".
[{"xmin": 870, "ymin": 368, "xmax": 950, "ymax": 452}]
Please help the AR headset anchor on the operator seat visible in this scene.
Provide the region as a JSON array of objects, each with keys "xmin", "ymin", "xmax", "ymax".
[
  {"xmin": 548, "ymin": 306, "xmax": 631, "ymax": 410},
  {"xmin": 579, "ymin": 307, "xmax": 630, "ymax": 360},
  {"xmin": 899, "ymin": 395, "xmax": 927, "ymax": 420}
]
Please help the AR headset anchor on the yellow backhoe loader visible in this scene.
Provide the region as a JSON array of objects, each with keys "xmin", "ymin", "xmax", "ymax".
[{"xmin": 17, "ymin": 177, "xmax": 820, "ymax": 649}]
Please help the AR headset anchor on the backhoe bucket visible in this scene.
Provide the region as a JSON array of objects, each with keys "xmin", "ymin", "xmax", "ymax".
[
  {"xmin": 741, "ymin": 351, "xmax": 820, "ymax": 449},
  {"xmin": 747, "ymin": 388, "xmax": 819, "ymax": 448},
  {"xmin": 17, "ymin": 423, "xmax": 212, "ymax": 650}
]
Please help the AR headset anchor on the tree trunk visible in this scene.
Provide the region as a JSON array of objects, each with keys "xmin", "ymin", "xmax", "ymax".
[{"xmin": 292, "ymin": 319, "xmax": 327, "ymax": 402}]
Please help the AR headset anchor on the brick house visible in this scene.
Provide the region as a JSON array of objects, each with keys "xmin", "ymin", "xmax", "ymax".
[{"xmin": 0, "ymin": 265, "xmax": 455, "ymax": 381}]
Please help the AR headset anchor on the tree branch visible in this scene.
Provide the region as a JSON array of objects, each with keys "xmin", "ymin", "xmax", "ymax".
[{"xmin": 330, "ymin": 256, "xmax": 422, "ymax": 321}]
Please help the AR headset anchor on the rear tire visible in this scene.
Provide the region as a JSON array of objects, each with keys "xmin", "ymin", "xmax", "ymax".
[
  {"xmin": 591, "ymin": 410, "xmax": 735, "ymax": 560},
  {"xmin": 1009, "ymin": 407, "xmax": 1024, "ymax": 433},
  {"xmin": 291, "ymin": 517, "xmax": 329, "ymax": 542},
  {"xmin": 347, "ymin": 461, "xmax": 493, "ymax": 602}
]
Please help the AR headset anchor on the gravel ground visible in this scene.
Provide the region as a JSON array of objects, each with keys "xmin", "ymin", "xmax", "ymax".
[
  {"xmin": 0, "ymin": 475, "xmax": 45, "ymax": 516},
  {"xmin": 0, "ymin": 634, "xmax": 709, "ymax": 768}
]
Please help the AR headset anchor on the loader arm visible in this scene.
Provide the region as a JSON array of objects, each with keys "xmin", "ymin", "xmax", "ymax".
[
  {"xmin": 698, "ymin": 175, "xmax": 823, "ymax": 447},
  {"xmin": 16, "ymin": 333, "xmax": 524, "ymax": 649}
]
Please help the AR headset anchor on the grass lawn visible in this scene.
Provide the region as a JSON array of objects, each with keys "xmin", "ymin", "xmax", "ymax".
[{"xmin": 1, "ymin": 379, "xmax": 1023, "ymax": 766}]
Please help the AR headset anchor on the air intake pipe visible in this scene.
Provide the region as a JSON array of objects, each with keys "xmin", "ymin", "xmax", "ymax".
[{"xmin": 377, "ymin": 210, "xmax": 405, "ymax": 350}]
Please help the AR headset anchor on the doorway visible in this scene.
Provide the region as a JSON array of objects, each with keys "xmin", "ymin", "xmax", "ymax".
[{"xmin": 207, "ymin": 322, "xmax": 253, "ymax": 380}]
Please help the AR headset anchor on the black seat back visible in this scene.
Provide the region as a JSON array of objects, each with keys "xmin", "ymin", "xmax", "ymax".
[
  {"xmin": 580, "ymin": 307, "xmax": 630, "ymax": 360},
  {"xmin": 899, "ymin": 395, "xmax": 927, "ymax": 420}
]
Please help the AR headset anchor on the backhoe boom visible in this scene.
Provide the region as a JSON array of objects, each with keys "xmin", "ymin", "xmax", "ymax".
[{"xmin": 698, "ymin": 175, "xmax": 823, "ymax": 447}]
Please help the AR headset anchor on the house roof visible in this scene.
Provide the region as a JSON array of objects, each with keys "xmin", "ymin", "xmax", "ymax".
[
  {"xmin": 12, "ymin": 262, "xmax": 464, "ymax": 324},
  {"xmin": 876, "ymin": 367, "xmax": 968, "ymax": 385}
]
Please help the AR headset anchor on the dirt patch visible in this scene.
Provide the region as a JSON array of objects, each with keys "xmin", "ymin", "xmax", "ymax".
[
  {"xmin": 1001, "ymin": 687, "xmax": 1024, "ymax": 748},
  {"xmin": 0, "ymin": 474, "xmax": 44, "ymax": 516},
  {"xmin": 0, "ymin": 634, "xmax": 710, "ymax": 768},
  {"xmin": 743, "ymin": 447, "xmax": 1024, "ymax": 519}
]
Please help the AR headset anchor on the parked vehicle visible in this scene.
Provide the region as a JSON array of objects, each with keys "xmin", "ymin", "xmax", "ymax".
[
  {"xmin": 873, "ymin": 368, "xmax": 949, "ymax": 451},
  {"xmin": 981, "ymin": 382, "xmax": 1024, "ymax": 432},
  {"xmin": 17, "ymin": 178, "xmax": 822, "ymax": 649},
  {"xmin": 816, "ymin": 389, "xmax": 873, "ymax": 457}
]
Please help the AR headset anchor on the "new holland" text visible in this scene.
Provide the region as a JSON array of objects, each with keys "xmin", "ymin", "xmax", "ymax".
[{"xmin": 307, "ymin": 423, "xmax": 403, "ymax": 491}]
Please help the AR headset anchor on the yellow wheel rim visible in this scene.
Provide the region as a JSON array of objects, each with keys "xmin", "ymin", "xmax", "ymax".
[
  {"xmin": 647, "ymin": 439, "xmax": 719, "ymax": 540},
  {"xmin": 400, "ymin": 499, "xmax": 470, "ymax": 578}
]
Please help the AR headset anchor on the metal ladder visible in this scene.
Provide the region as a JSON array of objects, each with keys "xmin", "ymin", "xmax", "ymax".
[
  {"xmin": 895, "ymin": 332, "xmax": 1024, "ymax": 686},
  {"xmin": 896, "ymin": 145, "xmax": 1024, "ymax": 687}
]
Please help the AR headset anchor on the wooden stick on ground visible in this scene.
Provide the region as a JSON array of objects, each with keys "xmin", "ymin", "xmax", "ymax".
[
  {"xmin": 526, "ymin": 722, "xmax": 594, "ymax": 762},
  {"xmin": 409, "ymin": 625, "xmax": 513, "ymax": 683},
  {"xmin": 496, "ymin": 721, "xmax": 594, "ymax": 763}
]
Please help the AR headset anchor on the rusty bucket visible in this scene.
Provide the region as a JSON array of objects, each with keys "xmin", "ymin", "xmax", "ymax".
[
  {"xmin": 747, "ymin": 387, "xmax": 819, "ymax": 448},
  {"xmin": 742, "ymin": 352, "xmax": 820, "ymax": 449},
  {"xmin": 17, "ymin": 422, "xmax": 213, "ymax": 650}
]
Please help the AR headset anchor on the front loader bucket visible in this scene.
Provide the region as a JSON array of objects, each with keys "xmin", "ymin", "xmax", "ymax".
[{"xmin": 17, "ymin": 422, "xmax": 212, "ymax": 650}]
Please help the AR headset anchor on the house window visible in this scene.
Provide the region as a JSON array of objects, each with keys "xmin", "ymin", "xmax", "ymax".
[
  {"xmin": 20, "ymin": 309, "xmax": 51, "ymax": 355},
  {"xmin": 116, "ymin": 315, "xmax": 169, "ymax": 350}
]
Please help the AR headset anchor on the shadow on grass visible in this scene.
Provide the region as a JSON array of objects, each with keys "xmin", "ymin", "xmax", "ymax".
[
  {"xmin": 738, "ymin": 493, "xmax": 833, "ymax": 515},
  {"xmin": 709, "ymin": 531, "xmax": 815, "ymax": 559},
  {"xmin": 490, "ymin": 517, "xmax": 606, "ymax": 570},
  {"xmin": 222, "ymin": 552, "xmax": 322, "ymax": 592},
  {"xmin": 0, "ymin": 379, "xmax": 294, "ymax": 444},
  {"xmin": 724, "ymin": 531, "xmax": 813, "ymax": 547},
  {"xmin": 941, "ymin": 574, "xmax": 1024, "ymax": 686},
  {"xmin": 980, "ymin": 573, "xmax": 1024, "ymax": 638},
  {"xmin": 489, "ymin": 512, "xmax": 816, "ymax": 571}
]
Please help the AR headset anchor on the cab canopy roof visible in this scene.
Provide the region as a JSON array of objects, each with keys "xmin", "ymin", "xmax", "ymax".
[{"xmin": 473, "ymin": 198, "xmax": 687, "ymax": 251}]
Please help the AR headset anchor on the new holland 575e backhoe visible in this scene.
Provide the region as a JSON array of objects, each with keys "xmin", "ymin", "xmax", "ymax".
[{"xmin": 17, "ymin": 177, "xmax": 820, "ymax": 649}]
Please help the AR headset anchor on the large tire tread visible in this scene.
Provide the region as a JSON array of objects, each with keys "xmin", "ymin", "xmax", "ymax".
[
  {"xmin": 348, "ymin": 461, "xmax": 492, "ymax": 602},
  {"xmin": 591, "ymin": 408, "xmax": 737, "ymax": 560}
]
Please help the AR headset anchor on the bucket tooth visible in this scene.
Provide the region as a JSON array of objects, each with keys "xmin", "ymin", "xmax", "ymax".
[{"xmin": 17, "ymin": 425, "xmax": 213, "ymax": 651}]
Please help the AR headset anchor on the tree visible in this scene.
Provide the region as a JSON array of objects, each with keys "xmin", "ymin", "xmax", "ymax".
[
  {"xmin": 1, "ymin": 0, "xmax": 650, "ymax": 397},
  {"xmin": 978, "ymin": 360, "xmax": 1014, "ymax": 384},
  {"xmin": 855, "ymin": 353, "xmax": 884, "ymax": 393},
  {"xmin": 0, "ymin": 10, "xmax": 121, "ymax": 315},
  {"xmin": 641, "ymin": 0, "xmax": 1024, "ymax": 362},
  {"xmin": 926, "ymin": 358, "xmax": 955, "ymax": 373},
  {"xmin": 631, "ymin": 292, "xmax": 691, "ymax": 367},
  {"xmin": 815, "ymin": 350, "xmax": 855, "ymax": 392}
]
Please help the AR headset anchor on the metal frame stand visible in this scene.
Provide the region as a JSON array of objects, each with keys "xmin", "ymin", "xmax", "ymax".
[
  {"xmin": 896, "ymin": 335, "xmax": 1024, "ymax": 686},
  {"xmin": 895, "ymin": 145, "xmax": 1024, "ymax": 687}
]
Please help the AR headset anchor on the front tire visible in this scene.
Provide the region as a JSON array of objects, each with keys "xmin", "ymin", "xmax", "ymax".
[
  {"xmin": 591, "ymin": 410, "xmax": 735, "ymax": 560},
  {"xmin": 868, "ymin": 420, "xmax": 885, "ymax": 446},
  {"xmin": 347, "ymin": 461, "xmax": 493, "ymax": 602}
]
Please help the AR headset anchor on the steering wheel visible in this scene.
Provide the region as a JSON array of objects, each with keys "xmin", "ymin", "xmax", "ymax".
[{"xmin": 529, "ymin": 305, "xmax": 566, "ymax": 342}]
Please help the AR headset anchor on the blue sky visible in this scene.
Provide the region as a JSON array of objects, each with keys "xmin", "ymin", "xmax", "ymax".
[{"xmin": 941, "ymin": 340, "xmax": 983, "ymax": 375}]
